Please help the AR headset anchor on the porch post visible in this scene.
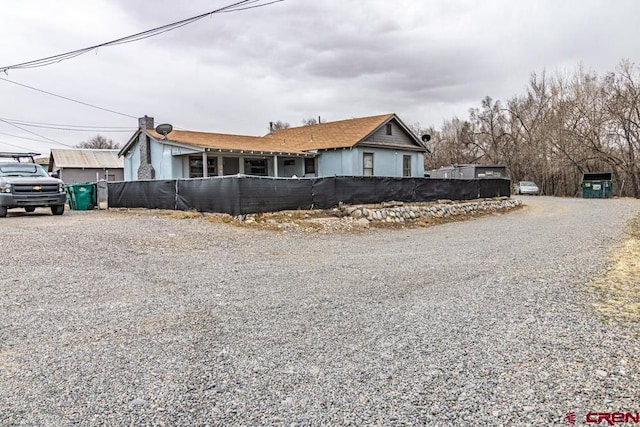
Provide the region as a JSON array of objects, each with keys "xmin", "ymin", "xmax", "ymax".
[
  {"xmin": 273, "ymin": 155, "xmax": 278, "ymax": 177},
  {"xmin": 202, "ymin": 152, "xmax": 208, "ymax": 177}
]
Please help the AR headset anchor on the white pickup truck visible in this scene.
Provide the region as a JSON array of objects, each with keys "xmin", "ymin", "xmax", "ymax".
[{"xmin": 0, "ymin": 152, "xmax": 66, "ymax": 217}]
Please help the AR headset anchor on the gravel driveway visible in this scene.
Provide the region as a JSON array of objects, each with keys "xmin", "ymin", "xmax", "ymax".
[{"xmin": 1, "ymin": 196, "xmax": 639, "ymax": 426}]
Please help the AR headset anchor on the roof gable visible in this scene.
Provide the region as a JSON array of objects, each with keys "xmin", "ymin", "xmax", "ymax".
[
  {"xmin": 358, "ymin": 115, "xmax": 428, "ymax": 151},
  {"xmin": 264, "ymin": 113, "xmax": 395, "ymax": 151}
]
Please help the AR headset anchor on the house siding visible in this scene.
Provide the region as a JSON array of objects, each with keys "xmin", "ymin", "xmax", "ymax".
[
  {"xmin": 124, "ymin": 141, "xmax": 141, "ymax": 181},
  {"xmin": 317, "ymin": 147, "xmax": 424, "ymax": 177},
  {"xmin": 59, "ymin": 168, "xmax": 124, "ymax": 184},
  {"xmin": 356, "ymin": 147, "xmax": 394, "ymax": 176},
  {"xmin": 156, "ymin": 144, "xmax": 175, "ymax": 180},
  {"xmin": 354, "ymin": 147, "xmax": 424, "ymax": 177},
  {"xmin": 171, "ymin": 153, "xmax": 184, "ymax": 178},
  {"xmin": 317, "ymin": 149, "xmax": 357, "ymax": 176},
  {"xmin": 318, "ymin": 150, "xmax": 341, "ymax": 176},
  {"xmin": 277, "ymin": 157, "xmax": 305, "ymax": 177},
  {"xmin": 365, "ymin": 121, "xmax": 416, "ymax": 147}
]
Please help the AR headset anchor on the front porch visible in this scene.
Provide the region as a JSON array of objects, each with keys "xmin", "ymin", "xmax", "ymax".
[{"xmin": 171, "ymin": 146, "xmax": 317, "ymax": 178}]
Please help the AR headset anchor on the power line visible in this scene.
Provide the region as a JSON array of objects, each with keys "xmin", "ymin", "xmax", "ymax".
[
  {"xmin": 0, "ymin": 131, "xmax": 69, "ymax": 144},
  {"xmin": 0, "ymin": 138, "xmax": 33, "ymax": 152},
  {"xmin": 219, "ymin": 0, "xmax": 284, "ymax": 12},
  {"xmin": 0, "ymin": 118, "xmax": 133, "ymax": 129},
  {"xmin": 0, "ymin": 122, "xmax": 134, "ymax": 132},
  {"xmin": 0, "ymin": 119, "xmax": 73, "ymax": 148},
  {"xmin": 0, "ymin": 78, "xmax": 186, "ymax": 134},
  {"xmin": 0, "ymin": 78, "xmax": 137, "ymax": 119},
  {"xmin": 0, "ymin": 77, "xmax": 181, "ymax": 145},
  {"xmin": 0, "ymin": 0, "xmax": 285, "ymax": 73}
]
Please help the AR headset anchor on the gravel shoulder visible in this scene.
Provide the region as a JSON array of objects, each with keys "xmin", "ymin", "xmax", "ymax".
[{"xmin": 1, "ymin": 196, "xmax": 639, "ymax": 426}]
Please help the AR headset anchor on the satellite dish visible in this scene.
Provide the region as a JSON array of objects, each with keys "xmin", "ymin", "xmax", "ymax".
[
  {"xmin": 421, "ymin": 134, "xmax": 431, "ymax": 143},
  {"xmin": 155, "ymin": 123, "xmax": 173, "ymax": 138}
]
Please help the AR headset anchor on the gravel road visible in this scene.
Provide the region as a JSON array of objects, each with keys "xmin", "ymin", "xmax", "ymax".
[{"xmin": 1, "ymin": 196, "xmax": 639, "ymax": 426}]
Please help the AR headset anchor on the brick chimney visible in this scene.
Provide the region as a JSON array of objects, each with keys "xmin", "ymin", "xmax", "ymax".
[
  {"xmin": 137, "ymin": 115, "xmax": 156, "ymax": 180},
  {"xmin": 138, "ymin": 115, "xmax": 154, "ymax": 130}
]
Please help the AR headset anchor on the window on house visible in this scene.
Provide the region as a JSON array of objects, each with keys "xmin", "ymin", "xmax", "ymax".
[
  {"xmin": 386, "ymin": 123, "xmax": 392, "ymax": 136},
  {"xmin": 304, "ymin": 157, "xmax": 315, "ymax": 175},
  {"xmin": 283, "ymin": 159, "xmax": 296, "ymax": 166},
  {"xmin": 363, "ymin": 152, "xmax": 374, "ymax": 176},
  {"xmin": 206, "ymin": 158, "xmax": 218, "ymax": 176},
  {"xmin": 189, "ymin": 157, "xmax": 217, "ymax": 178},
  {"xmin": 245, "ymin": 159, "xmax": 268, "ymax": 176},
  {"xmin": 403, "ymin": 155, "xmax": 412, "ymax": 177}
]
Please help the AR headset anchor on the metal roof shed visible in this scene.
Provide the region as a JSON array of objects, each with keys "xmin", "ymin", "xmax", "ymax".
[{"xmin": 49, "ymin": 149, "xmax": 124, "ymax": 184}]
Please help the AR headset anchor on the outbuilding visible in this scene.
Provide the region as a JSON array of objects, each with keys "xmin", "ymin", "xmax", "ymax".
[
  {"xmin": 427, "ymin": 164, "xmax": 507, "ymax": 179},
  {"xmin": 49, "ymin": 149, "xmax": 124, "ymax": 184}
]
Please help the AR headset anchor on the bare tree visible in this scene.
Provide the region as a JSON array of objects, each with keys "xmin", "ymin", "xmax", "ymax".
[
  {"xmin": 76, "ymin": 134, "xmax": 120, "ymax": 149},
  {"xmin": 427, "ymin": 117, "xmax": 477, "ymax": 169},
  {"xmin": 429, "ymin": 61, "xmax": 640, "ymax": 198},
  {"xmin": 270, "ymin": 121, "xmax": 290, "ymax": 131},
  {"xmin": 603, "ymin": 60, "xmax": 640, "ymax": 197},
  {"xmin": 302, "ymin": 117, "xmax": 318, "ymax": 126}
]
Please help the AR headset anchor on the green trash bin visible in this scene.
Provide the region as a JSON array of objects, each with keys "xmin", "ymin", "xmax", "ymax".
[
  {"xmin": 65, "ymin": 185, "xmax": 77, "ymax": 210},
  {"xmin": 65, "ymin": 182, "xmax": 96, "ymax": 210},
  {"xmin": 581, "ymin": 172, "xmax": 613, "ymax": 199}
]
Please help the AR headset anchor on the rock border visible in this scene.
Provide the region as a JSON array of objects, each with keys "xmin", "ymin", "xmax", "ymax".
[
  {"xmin": 236, "ymin": 197, "xmax": 523, "ymax": 232},
  {"xmin": 339, "ymin": 197, "xmax": 522, "ymax": 225}
]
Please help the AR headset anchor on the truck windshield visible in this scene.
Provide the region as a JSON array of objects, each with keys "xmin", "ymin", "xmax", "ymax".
[{"xmin": 0, "ymin": 164, "xmax": 50, "ymax": 177}]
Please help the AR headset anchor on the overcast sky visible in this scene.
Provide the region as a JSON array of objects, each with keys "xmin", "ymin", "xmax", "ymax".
[{"xmin": 1, "ymin": 0, "xmax": 638, "ymax": 154}]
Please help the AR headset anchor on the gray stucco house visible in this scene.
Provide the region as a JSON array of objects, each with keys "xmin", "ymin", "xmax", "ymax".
[{"xmin": 118, "ymin": 113, "xmax": 428, "ymax": 181}]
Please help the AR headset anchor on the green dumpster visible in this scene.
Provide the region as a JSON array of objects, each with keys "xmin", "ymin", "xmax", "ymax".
[
  {"xmin": 581, "ymin": 172, "xmax": 613, "ymax": 199},
  {"xmin": 65, "ymin": 182, "xmax": 96, "ymax": 210}
]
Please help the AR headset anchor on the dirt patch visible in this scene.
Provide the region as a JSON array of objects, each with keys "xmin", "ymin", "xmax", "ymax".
[{"xmin": 589, "ymin": 214, "xmax": 640, "ymax": 328}]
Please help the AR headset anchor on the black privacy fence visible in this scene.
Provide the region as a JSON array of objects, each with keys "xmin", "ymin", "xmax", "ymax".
[{"xmin": 107, "ymin": 176, "xmax": 511, "ymax": 216}]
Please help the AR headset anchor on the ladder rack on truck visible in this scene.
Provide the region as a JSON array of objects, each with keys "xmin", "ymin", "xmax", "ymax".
[{"xmin": 0, "ymin": 152, "xmax": 40, "ymax": 163}]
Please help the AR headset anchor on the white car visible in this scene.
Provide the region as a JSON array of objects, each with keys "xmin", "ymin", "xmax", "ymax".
[{"xmin": 514, "ymin": 181, "xmax": 539, "ymax": 195}]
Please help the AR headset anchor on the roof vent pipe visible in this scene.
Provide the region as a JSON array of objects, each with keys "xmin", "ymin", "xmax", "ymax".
[{"xmin": 269, "ymin": 121, "xmax": 274, "ymax": 134}]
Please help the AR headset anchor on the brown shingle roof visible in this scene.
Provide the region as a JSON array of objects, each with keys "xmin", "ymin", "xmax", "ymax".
[
  {"xmin": 265, "ymin": 113, "xmax": 395, "ymax": 151},
  {"xmin": 147, "ymin": 130, "xmax": 307, "ymax": 155},
  {"xmin": 145, "ymin": 113, "xmax": 397, "ymax": 154}
]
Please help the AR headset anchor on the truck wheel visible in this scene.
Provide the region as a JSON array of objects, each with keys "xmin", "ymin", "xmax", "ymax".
[
  {"xmin": 25, "ymin": 207, "xmax": 36, "ymax": 213},
  {"xmin": 0, "ymin": 206, "xmax": 6, "ymax": 217},
  {"xmin": 51, "ymin": 205, "xmax": 64, "ymax": 216}
]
